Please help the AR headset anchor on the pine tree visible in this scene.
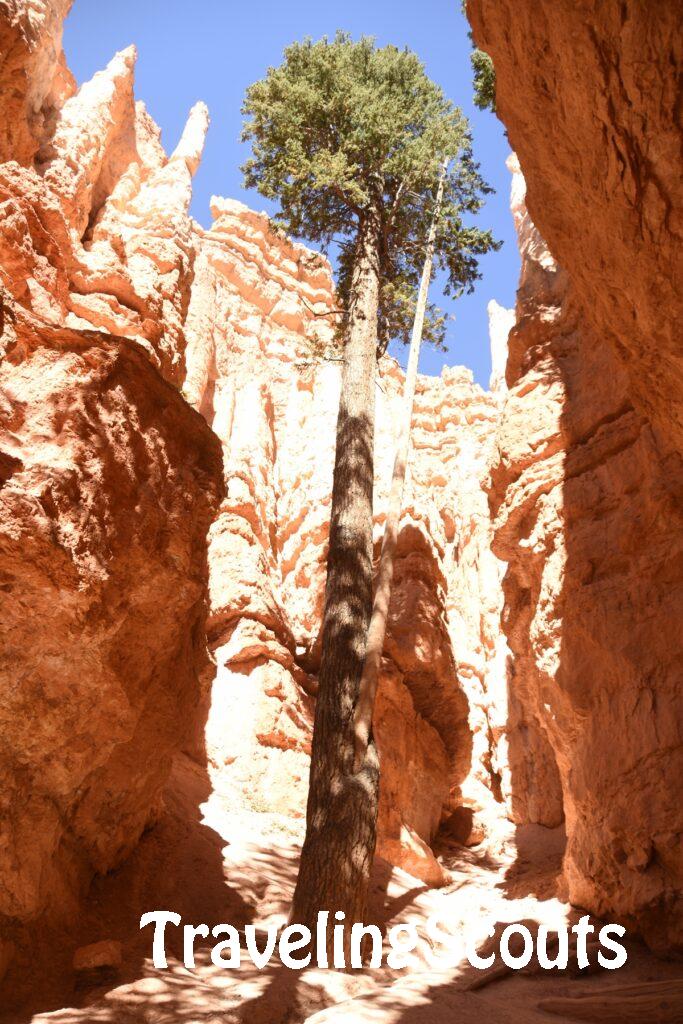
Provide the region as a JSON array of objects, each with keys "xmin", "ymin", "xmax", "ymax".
[
  {"xmin": 461, "ymin": 0, "xmax": 496, "ymax": 111},
  {"xmin": 242, "ymin": 32, "xmax": 499, "ymax": 958}
]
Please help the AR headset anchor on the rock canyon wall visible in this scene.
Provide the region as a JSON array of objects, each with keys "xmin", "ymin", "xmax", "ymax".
[
  {"xmin": 470, "ymin": 0, "xmax": 683, "ymax": 950},
  {"xmin": 0, "ymin": 0, "xmax": 225, "ymax": 960},
  {"xmin": 0, "ymin": 0, "xmax": 680, "ymax": 990},
  {"xmin": 469, "ymin": 0, "xmax": 683, "ymax": 454}
]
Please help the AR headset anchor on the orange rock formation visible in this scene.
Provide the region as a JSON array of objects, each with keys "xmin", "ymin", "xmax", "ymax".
[
  {"xmin": 469, "ymin": 0, "xmax": 683, "ymax": 950},
  {"xmin": 1, "ymin": 4, "xmax": 680, "ymax": 1004}
]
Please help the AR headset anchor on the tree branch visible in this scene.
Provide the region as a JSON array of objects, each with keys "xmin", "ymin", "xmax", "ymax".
[{"xmin": 301, "ymin": 296, "xmax": 347, "ymax": 318}]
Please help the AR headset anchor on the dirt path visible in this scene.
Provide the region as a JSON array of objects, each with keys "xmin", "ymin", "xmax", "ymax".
[{"xmin": 4, "ymin": 755, "xmax": 680, "ymax": 1024}]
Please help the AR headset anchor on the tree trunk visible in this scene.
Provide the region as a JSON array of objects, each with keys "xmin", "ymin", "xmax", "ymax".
[
  {"xmin": 352, "ymin": 158, "xmax": 449, "ymax": 772},
  {"xmin": 290, "ymin": 206, "xmax": 382, "ymax": 963}
]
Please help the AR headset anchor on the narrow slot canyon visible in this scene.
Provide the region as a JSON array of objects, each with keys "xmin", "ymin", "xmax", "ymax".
[{"xmin": 0, "ymin": 2, "xmax": 681, "ymax": 1022}]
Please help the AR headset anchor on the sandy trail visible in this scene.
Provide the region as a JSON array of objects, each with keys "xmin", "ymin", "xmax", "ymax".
[{"xmin": 4, "ymin": 755, "xmax": 680, "ymax": 1024}]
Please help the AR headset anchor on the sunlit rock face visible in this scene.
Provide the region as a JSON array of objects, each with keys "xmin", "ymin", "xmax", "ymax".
[
  {"xmin": 471, "ymin": 0, "xmax": 683, "ymax": 950},
  {"xmin": 0, "ymin": 313, "xmax": 222, "ymax": 927},
  {"xmin": 184, "ymin": 199, "xmax": 510, "ymax": 886},
  {"xmin": 0, "ymin": 1, "xmax": 224, "ymax": 947},
  {"xmin": 0, "ymin": 4, "xmax": 208, "ymax": 385}
]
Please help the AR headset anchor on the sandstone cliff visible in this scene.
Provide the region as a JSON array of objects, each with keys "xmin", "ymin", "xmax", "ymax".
[
  {"xmin": 1, "ymin": 1, "xmax": 681, "ymax": 1000},
  {"xmin": 0, "ymin": 0, "xmax": 224, "ymax": 960},
  {"xmin": 470, "ymin": 0, "xmax": 683, "ymax": 950},
  {"xmin": 469, "ymin": 0, "xmax": 683, "ymax": 454}
]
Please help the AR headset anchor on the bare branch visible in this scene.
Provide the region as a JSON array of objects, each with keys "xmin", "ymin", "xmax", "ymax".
[
  {"xmin": 301, "ymin": 296, "xmax": 347, "ymax": 318},
  {"xmin": 294, "ymin": 356, "xmax": 344, "ymax": 368}
]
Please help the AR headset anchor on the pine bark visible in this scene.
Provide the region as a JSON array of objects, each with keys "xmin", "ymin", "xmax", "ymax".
[
  {"xmin": 353, "ymin": 158, "xmax": 449, "ymax": 771},
  {"xmin": 290, "ymin": 207, "xmax": 383, "ymax": 961}
]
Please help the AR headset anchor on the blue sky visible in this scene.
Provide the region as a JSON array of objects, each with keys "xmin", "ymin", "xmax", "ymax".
[{"xmin": 63, "ymin": 0, "xmax": 518, "ymax": 386}]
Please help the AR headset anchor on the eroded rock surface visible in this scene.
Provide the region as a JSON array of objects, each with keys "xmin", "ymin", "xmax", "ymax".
[
  {"xmin": 0, "ymin": 0, "xmax": 75, "ymax": 166},
  {"xmin": 468, "ymin": 0, "xmax": 683, "ymax": 950},
  {"xmin": 0, "ymin": 311, "xmax": 223, "ymax": 931},
  {"xmin": 0, "ymin": 0, "xmax": 224, "ymax": 965},
  {"xmin": 489, "ymin": 154, "xmax": 683, "ymax": 952},
  {"xmin": 3, "ymin": 2, "xmax": 680, "ymax": 1006},
  {"xmin": 469, "ymin": 0, "xmax": 683, "ymax": 452}
]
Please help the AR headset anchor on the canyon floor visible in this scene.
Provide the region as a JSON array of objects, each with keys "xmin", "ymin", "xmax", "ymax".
[{"xmin": 3, "ymin": 755, "xmax": 680, "ymax": 1024}]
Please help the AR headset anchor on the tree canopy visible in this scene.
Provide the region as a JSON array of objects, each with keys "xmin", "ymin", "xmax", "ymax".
[{"xmin": 241, "ymin": 32, "xmax": 499, "ymax": 352}]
